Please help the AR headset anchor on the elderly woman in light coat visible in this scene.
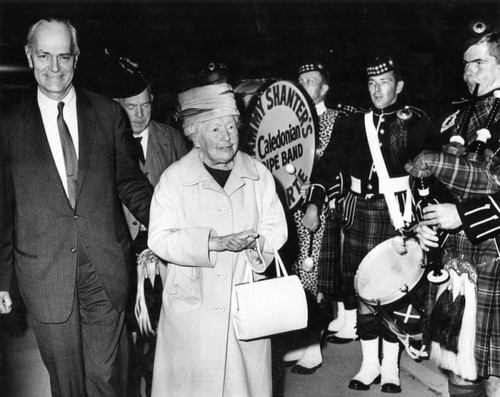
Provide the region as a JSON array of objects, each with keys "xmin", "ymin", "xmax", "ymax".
[{"xmin": 148, "ymin": 83, "xmax": 288, "ymax": 397}]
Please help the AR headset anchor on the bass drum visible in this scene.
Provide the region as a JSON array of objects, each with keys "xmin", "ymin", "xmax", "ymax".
[
  {"xmin": 355, "ymin": 237, "xmax": 429, "ymax": 360},
  {"xmin": 234, "ymin": 79, "xmax": 319, "ymax": 211}
]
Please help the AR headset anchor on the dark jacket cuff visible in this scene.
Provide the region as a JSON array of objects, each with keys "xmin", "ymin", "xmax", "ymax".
[{"xmin": 457, "ymin": 195, "xmax": 500, "ymax": 245}]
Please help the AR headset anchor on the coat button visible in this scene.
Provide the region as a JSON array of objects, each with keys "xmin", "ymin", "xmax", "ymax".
[
  {"xmin": 132, "ymin": 221, "xmax": 138, "ymax": 225},
  {"xmin": 73, "ymin": 214, "xmax": 78, "ymax": 220},
  {"xmin": 221, "ymin": 208, "xmax": 227, "ymax": 214},
  {"xmin": 218, "ymin": 306, "xmax": 225, "ymax": 312},
  {"xmin": 71, "ymin": 248, "xmax": 76, "ymax": 253},
  {"xmin": 219, "ymin": 273, "xmax": 227, "ymax": 280}
]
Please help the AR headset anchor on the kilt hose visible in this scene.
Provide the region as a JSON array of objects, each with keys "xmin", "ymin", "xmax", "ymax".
[
  {"xmin": 317, "ymin": 210, "xmax": 343, "ymax": 301},
  {"xmin": 429, "ymin": 233, "xmax": 500, "ymax": 378},
  {"xmin": 342, "ymin": 196, "xmax": 399, "ymax": 310}
]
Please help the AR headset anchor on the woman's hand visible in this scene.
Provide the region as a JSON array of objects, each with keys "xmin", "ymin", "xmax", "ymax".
[{"xmin": 209, "ymin": 229, "xmax": 259, "ymax": 252}]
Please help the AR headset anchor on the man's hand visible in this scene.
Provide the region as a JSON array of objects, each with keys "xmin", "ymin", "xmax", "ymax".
[
  {"xmin": 0, "ymin": 291, "xmax": 12, "ymax": 314},
  {"xmin": 413, "ymin": 224, "xmax": 439, "ymax": 251},
  {"xmin": 421, "ymin": 203, "xmax": 462, "ymax": 230},
  {"xmin": 301, "ymin": 204, "xmax": 320, "ymax": 232}
]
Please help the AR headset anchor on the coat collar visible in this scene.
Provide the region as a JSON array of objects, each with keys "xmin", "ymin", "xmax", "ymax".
[{"xmin": 179, "ymin": 148, "xmax": 259, "ymax": 195}]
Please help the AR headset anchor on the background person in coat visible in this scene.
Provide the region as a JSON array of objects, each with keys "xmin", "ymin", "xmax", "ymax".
[
  {"xmin": 0, "ymin": 18, "xmax": 153, "ymax": 396},
  {"xmin": 148, "ymin": 83, "xmax": 288, "ymax": 397},
  {"xmin": 107, "ymin": 55, "xmax": 189, "ymax": 397}
]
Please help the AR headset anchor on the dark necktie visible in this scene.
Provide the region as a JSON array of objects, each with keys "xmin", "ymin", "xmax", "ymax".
[
  {"xmin": 134, "ymin": 136, "xmax": 146, "ymax": 164},
  {"xmin": 57, "ymin": 101, "xmax": 78, "ymax": 208}
]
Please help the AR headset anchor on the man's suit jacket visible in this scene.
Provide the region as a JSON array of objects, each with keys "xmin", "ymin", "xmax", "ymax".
[
  {"xmin": 0, "ymin": 87, "xmax": 154, "ymax": 323},
  {"xmin": 124, "ymin": 120, "xmax": 188, "ymax": 240}
]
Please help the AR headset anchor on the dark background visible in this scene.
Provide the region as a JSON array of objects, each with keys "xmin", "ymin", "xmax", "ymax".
[{"xmin": 0, "ymin": 0, "xmax": 499, "ymax": 123}]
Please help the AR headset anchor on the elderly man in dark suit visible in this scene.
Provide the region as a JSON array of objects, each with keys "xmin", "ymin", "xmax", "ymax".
[{"xmin": 0, "ymin": 18, "xmax": 153, "ymax": 397}]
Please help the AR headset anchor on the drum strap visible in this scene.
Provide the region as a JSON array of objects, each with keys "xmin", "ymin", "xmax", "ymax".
[{"xmin": 364, "ymin": 112, "xmax": 412, "ymax": 230}]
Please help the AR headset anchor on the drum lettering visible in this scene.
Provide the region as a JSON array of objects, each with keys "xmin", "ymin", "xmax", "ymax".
[
  {"xmin": 263, "ymin": 154, "xmax": 280, "ymax": 173},
  {"xmin": 250, "ymin": 101, "xmax": 266, "ymax": 129},
  {"xmin": 296, "ymin": 167, "xmax": 308, "ymax": 184},
  {"xmin": 265, "ymin": 88, "xmax": 273, "ymax": 111},
  {"xmin": 285, "ymin": 178, "xmax": 302, "ymax": 207},
  {"xmin": 302, "ymin": 124, "xmax": 313, "ymax": 139},
  {"xmin": 257, "ymin": 135, "xmax": 268, "ymax": 158},
  {"xmin": 269, "ymin": 85, "xmax": 280, "ymax": 110},
  {"xmin": 281, "ymin": 143, "xmax": 304, "ymax": 165}
]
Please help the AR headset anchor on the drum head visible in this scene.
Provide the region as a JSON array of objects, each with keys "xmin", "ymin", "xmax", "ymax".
[
  {"xmin": 355, "ymin": 238, "xmax": 425, "ymax": 305},
  {"xmin": 236, "ymin": 79, "xmax": 319, "ymax": 211}
]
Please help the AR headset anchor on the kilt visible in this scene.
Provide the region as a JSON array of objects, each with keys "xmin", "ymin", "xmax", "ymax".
[
  {"xmin": 342, "ymin": 196, "xmax": 399, "ymax": 309},
  {"xmin": 292, "ymin": 204, "xmax": 328, "ymax": 296},
  {"xmin": 437, "ymin": 233, "xmax": 500, "ymax": 378},
  {"xmin": 317, "ymin": 211, "xmax": 342, "ymax": 300}
]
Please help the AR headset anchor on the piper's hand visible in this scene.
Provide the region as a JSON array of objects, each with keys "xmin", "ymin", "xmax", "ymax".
[
  {"xmin": 210, "ymin": 229, "xmax": 259, "ymax": 252},
  {"xmin": 413, "ymin": 223, "xmax": 438, "ymax": 251},
  {"xmin": 421, "ymin": 203, "xmax": 462, "ymax": 230},
  {"xmin": 301, "ymin": 204, "xmax": 320, "ymax": 232},
  {"xmin": 0, "ymin": 291, "xmax": 12, "ymax": 314},
  {"xmin": 404, "ymin": 152, "xmax": 433, "ymax": 178}
]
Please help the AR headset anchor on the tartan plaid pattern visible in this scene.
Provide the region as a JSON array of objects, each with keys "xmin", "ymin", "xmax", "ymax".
[
  {"xmin": 342, "ymin": 197, "xmax": 399, "ymax": 309},
  {"xmin": 317, "ymin": 211, "xmax": 342, "ymax": 299},
  {"xmin": 439, "ymin": 233, "xmax": 500, "ymax": 377},
  {"xmin": 407, "ymin": 150, "xmax": 500, "ymax": 201},
  {"xmin": 407, "ymin": 93, "xmax": 500, "ymax": 202}
]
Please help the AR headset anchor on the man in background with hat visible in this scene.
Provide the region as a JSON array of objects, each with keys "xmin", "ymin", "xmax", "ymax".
[
  {"xmin": 302, "ymin": 55, "xmax": 438, "ymax": 393},
  {"xmin": 282, "ymin": 61, "xmax": 343, "ymax": 375},
  {"xmin": 411, "ymin": 27, "xmax": 500, "ymax": 397},
  {"xmin": 110, "ymin": 56, "xmax": 188, "ymax": 397}
]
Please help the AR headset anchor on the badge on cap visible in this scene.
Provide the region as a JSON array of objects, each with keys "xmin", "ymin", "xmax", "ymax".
[{"xmin": 367, "ymin": 57, "xmax": 397, "ymax": 77}]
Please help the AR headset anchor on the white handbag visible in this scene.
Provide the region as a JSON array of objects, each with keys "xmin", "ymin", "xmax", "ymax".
[{"xmin": 233, "ymin": 244, "xmax": 308, "ymax": 340}]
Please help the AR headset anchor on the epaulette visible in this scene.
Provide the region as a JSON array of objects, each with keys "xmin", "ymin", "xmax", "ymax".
[{"xmin": 396, "ymin": 105, "xmax": 427, "ymax": 121}]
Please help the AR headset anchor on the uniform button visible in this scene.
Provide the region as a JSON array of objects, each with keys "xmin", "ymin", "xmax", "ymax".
[
  {"xmin": 73, "ymin": 214, "xmax": 78, "ymax": 220},
  {"xmin": 218, "ymin": 306, "xmax": 225, "ymax": 312},
  {"xmin": 220, "ymin": 273, "xmax": 227, "ymax": 280},
  {"xmin": 379, "ymin": 142, "xmax": 382, "ymax": 147},
  {"xmin": 221, "ymin": 208, "xmax": 227, "ymax": 214},
  {"xmin": 132, "ymin": 221, "xmax": 138, "ymax": 225},
  {"xmin": 71, "ymin": 248, "xmax": 77, "ymax": 253},
  {"xmin": 380, "ymin": 129, "xmax": 385, "ymax": 134}
]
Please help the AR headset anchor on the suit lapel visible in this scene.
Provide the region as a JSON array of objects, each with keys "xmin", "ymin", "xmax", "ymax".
[
  {"xmin": 75, "ymin": 89, "xmax": 96, "ymax": 203},
  {"xmin": 23, "ymin": 93, "xmax": 68, "ymax": 196}
]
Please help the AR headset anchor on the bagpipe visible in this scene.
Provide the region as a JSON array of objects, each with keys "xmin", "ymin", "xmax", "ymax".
[{"xmin": 402, "ymin": 84, "xmax": 500, "ymax": 380}]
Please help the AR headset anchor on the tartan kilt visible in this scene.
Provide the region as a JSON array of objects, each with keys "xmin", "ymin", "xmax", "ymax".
[
  {"xmin": 317, "ymin": 211, "xmax": 342, "ymax": 300},
  {"xmin": 292, "ymin": 204, "xmax": 328, "ymax": 296},
  {"xmin": 428, "ymin": 233, "xmax": 500, "ymax": 377},
  {"xmin": 342, "ymin": 197, "xmax": 399, "ymax": 308}
]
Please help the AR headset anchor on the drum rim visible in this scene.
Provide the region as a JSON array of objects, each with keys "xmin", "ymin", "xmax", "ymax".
[{"xmin": 355, "ymin": 238, "xmax": 425, "ymax": 305}]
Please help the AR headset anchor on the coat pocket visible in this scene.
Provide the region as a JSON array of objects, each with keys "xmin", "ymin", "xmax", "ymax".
[{"xmin": 165, "ymin": 266, "xmax": 203, "ymax": 312}]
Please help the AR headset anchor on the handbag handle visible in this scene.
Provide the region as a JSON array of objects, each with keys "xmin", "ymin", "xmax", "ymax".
[{"xmin": 249, "ymin": 239, "xmax": 288, "ymax": 281}]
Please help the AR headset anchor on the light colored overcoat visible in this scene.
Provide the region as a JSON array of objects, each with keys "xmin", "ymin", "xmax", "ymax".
[{"xmin": 148, "ymin": 148, "xmax": 287, "ymax": 397}]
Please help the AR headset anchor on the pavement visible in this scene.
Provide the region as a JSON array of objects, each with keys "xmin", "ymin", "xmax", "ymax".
[
  {"xmin": 275, "ymin": 335, "xmax": 449, "ymax": 397},
  {"xmin": 0, "ymin": 311, "xmax": 449, "ymax": 397}
]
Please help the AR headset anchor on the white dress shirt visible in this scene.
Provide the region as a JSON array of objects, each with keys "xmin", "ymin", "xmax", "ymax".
[{"xmin": 38, "ymin": 87, "xmax": 79, "ymax": 196}]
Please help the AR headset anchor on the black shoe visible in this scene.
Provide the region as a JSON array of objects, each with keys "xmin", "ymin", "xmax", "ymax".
[
  {"xmin": 290, "ymin": 363, "xmax": 322, "ymax": 375},
  {"xmin": 348, "ymin": 375, "xmax": 381, "ymax": 391},
  {"xmin": 381, "ymin": 383, "xmax": 402, "ymax": 393},
  {"xmin": 282, "ymin": 360, "xmax": 298, "ymax": 368},
  {"xmin": 326, "ymin": 334, "xmax": 358, "ymax": 344}
]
